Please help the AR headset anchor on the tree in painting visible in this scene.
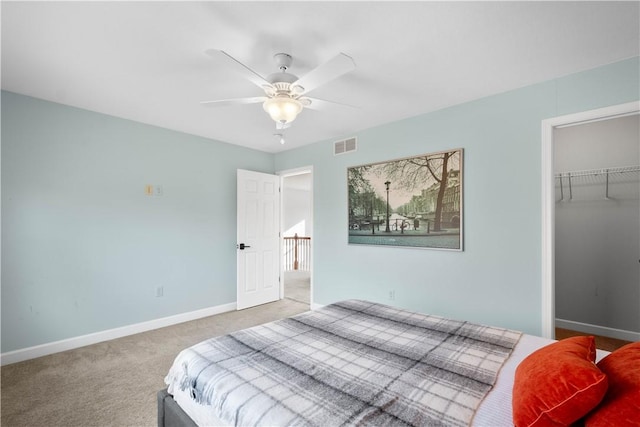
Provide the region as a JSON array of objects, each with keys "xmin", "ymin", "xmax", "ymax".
[{"xmin": 382, "ymin": 150, "xmax": 458, "ymax": 232}]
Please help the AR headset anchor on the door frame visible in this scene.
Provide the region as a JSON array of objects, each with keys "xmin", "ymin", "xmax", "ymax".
[
  {"xmin": 277, "ymin": 165, "xmax": 314, "ymax": 307},
  {"xmin": 540, "ymin": 101, "xmax": 640, "ymax": 339}
]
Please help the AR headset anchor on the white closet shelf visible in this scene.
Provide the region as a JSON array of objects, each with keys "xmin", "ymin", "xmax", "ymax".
[
  {"xmin": 555, "ymin": 165, "xmax": 639, "ymax": 201},
  {"xmin": 554, "ymin": 165, "xmax": 639, "ymax": 179}
]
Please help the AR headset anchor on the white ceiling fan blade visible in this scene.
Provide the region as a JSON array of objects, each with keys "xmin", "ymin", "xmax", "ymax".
[
  {"xmin": 205, "ymin": 49, "xmax": 272, "ymax": 90},
  {"xmin": 200, "ymin": 97, "xmax": 266, "ymax": 107},
  {"xmin": 303, "ymin": 97, "xmax": 359, "ymax": 111},
  {"xmin": 292, "ymin": 53, "xmax": 356, "ymax": 95}
]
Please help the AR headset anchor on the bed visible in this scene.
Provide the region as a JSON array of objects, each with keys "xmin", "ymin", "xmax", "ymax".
[{"xmin": 159, "ymin": 299, "xmax": 606, "ymax": 427}]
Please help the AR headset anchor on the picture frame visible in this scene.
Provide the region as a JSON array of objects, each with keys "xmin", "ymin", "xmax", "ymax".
[{"xmin": 348, "ymin": 148, "xmax": 463, "ymax": 250}]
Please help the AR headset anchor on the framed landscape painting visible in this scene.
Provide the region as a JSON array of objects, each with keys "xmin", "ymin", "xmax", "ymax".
[{"xmin": 347, "ymin": 148, "xmax": 463, "ymax": 250}]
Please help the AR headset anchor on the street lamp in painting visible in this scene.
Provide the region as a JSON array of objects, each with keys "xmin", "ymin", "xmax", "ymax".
[{"xmin": 385, "ymin": 180, "xmax": 391, "ymax": 232}]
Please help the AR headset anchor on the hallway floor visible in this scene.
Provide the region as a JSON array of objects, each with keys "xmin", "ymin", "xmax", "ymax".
[{"xmin": 284, "ymin": 270, "xmax": 310, "ymax": 305}]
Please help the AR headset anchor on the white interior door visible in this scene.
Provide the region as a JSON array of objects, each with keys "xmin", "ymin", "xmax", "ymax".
[{"xmin": 237, "ymin": 169, "xmax": 281, "ymax": 310}]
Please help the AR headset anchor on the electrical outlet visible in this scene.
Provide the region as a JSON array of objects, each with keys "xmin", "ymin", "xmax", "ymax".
[
  {"xmin": 156, "ymin": 286, "xmax": 164, "ymax": 297},
  {"xmin": 389, "ymin": 290, "xmax": 395, "ymax": 301}
]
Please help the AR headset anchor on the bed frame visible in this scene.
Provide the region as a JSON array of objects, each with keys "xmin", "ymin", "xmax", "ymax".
[{"xmin": 157, "ymin": 389, "xmax": 197, "ymax": 427}]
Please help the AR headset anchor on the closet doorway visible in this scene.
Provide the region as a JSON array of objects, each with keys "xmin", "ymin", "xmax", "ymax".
[
  {"xmin": 554, "ymin": 114, "xmax": 639, "ymax": 343},
  {"xmin": 541, "ymin": 102, "xmax": 639, "ymax": 342},
  {"xmin": 279, "ymin": 167, "xmax": 313, "ymax": 307}
]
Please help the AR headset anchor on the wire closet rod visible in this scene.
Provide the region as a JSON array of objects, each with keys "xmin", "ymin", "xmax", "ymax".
[
  {"xmin": 555, "ymin": 165, "xmax": 639, "ymax": 201},
  {"xmin": 554, "ymin": 165, "xmax": 640, "ymax": 179}
]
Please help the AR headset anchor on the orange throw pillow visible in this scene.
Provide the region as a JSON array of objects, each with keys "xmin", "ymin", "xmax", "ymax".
[
  {"xmin": 512, "ymin": 336, "xmax": 608, "ymax": 427},
  {"xmin": 585, "ymin": 341, "xmax": 640, "ymax": 427}
]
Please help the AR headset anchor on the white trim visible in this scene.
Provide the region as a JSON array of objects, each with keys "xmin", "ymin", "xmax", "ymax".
[
  {"xmin": 541, "ymin": 101, "xmax": 640, "ymax": 339},
  {"xmin": 310, "ymin": 302, "xmax": 325, "ymax": 310},
  {"xmin": 541, "ymin": 116, "xmax": 556, "ymax": 339},
  {"xmin": 277, "ymin": 165, "xmax": 314, "ymax": 178},
  {"xmin": 556, "ymin": 318, "xmax": 640, "ymax": 343},
  {"xmin": 0, "ymin": 302, "xmax": 236, "ymax": 366}
]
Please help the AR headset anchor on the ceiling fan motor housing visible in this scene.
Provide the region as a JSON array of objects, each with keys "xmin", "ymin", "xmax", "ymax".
[
  {"xmin": 266, "ymin": 72, "xmax": 302, "ymax": 95},
  {"xmin": 266, "ymin": 53, "xmax": 305, "ymax": 94},
  {"xmin": 274, "ymin": 52, "xmax": 293, "ymax": 70}
]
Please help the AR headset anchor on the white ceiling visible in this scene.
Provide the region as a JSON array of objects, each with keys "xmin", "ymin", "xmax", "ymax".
[{"xmin": 2, "ymin": 2, "xmax": 638, "ymax": 153}]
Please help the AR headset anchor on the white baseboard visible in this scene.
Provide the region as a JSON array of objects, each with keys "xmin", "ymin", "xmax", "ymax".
[
  {"xmin": 310, "ymin": 302, "xmax": 325, "ymax": 310},
  {"xmin": 1, "ymin": 302, "xmax": 237, "ymax": 366},
  {"xmin": 556, "ymin": 318, "xmax": 640, "ymax": 342}
]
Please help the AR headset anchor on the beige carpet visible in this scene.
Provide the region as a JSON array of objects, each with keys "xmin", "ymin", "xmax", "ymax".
[{"xmin": 1, "ymin": 298, "xmax": 310, "ymax": 427}]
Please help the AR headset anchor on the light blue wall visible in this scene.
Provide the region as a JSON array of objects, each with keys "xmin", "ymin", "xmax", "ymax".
[
  {"xmin": 2, "ymin": 58, "xmax": 638, "ymax": 353},
  {"xmin": 1, "ymin": 91, "xmax": 274, "ymax": 352},
  {"xmin": 274, "ymin": 57, "xmax": 640, "ymax": 335}
]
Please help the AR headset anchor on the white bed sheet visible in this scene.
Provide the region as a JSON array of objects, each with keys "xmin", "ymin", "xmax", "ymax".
[{"xmin": 170, "ymin": 334, "xmax": 609, "ymax": 427}]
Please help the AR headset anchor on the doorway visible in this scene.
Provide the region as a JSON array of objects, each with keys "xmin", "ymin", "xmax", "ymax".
[
  {"xmin": 279, "ymin": 167, "xmax": 313, "ymax": 307},
  {"xmin": 541, "ymin": 101, "xmax": 640, "ymax": 339}
]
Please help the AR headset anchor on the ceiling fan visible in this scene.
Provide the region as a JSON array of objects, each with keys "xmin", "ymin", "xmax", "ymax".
[{"xmin": 201, "ymin": 49, "xmax": 356, "ymax": 129}]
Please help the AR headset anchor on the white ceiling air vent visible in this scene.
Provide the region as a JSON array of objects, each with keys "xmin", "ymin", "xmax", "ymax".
[{"xmin": 334, "ymin": 137, "xmax": 357, "ymax": 156}]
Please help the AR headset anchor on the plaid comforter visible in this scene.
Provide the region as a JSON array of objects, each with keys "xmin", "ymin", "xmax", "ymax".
[{"xmin": 165, "ymin": 300, "xmax": 521, "ymax": 426}]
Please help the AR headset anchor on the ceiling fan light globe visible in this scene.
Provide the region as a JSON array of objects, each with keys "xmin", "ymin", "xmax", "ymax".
[
  {"xmin": 266, "ymin": 72, "xmax": 298, "ymax": 85},
  {"xmin": 263, "ymin": 97, "xmax": 303, "ymax": 124}
]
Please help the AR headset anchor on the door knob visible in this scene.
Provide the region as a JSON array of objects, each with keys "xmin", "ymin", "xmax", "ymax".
[{"xmin": 237, "ymin": 243, "xmax": 251, "ymax": 250}]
